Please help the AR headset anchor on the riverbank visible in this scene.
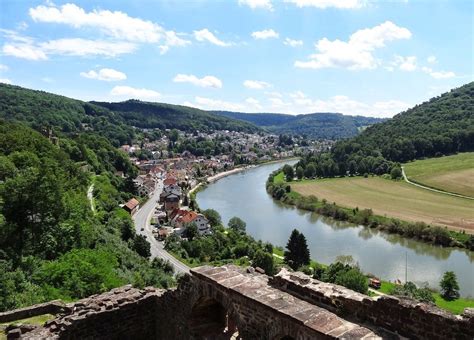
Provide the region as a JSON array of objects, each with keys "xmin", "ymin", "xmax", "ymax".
[
  {"xmin": 267, "ymin": 170, "xmax": 473, "ymax": 250},
  {"xmin": 206, "ymin": 165, "xmax": 256, "ymax": 183}
]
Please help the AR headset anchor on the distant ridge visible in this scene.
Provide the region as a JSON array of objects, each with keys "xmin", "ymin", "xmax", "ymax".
[{"xmin": 213, "ymin": 111, "xmax": 386, "ymax": 139}]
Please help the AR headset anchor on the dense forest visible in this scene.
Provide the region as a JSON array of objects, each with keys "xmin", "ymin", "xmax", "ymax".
[
  {"xmin": 214, "ymin": 111, "xmax": 385, "ymax": 139},
  {"xmin": 0, "ymin": 121, "xmax": 174, "ymax": 312},
  {"xmin": 294, "ymin": 82, "xmax": 474, "ymax": 178},
  {"xmin": 0, "ymin": 84, "xmax": 260, "ymax": 143},
  {"xmin": 91, "ymin": 100, "xmax": 261, "ymax": 133}
]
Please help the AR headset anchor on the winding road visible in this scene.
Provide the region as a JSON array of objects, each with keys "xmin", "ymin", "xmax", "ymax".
[
  {"xmin": 401, "ymin": 166, "xmax": 474, "ymax": 200},
  {"xmin": 133, "ymin": 180, "xmax": 190, "ymax": 275}
]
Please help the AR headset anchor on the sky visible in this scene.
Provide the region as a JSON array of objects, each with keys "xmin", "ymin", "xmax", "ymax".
[{"xmin": 0, "ymin": 0, "xmax": 472, "ymax": 118}]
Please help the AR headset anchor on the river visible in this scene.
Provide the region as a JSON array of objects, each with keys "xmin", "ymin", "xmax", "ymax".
[{"xmin": 196, "ymin": 160, "xmax": 474, "ymax": 296}]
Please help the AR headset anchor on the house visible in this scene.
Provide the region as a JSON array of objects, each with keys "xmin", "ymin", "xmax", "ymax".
[
  {"xmin": 123, "ymin": 198, "xmax": 140, "ymax": 215},
  {"xmin": 172, "ymin": 210, "xmax": 211, "ymax": 236},
  {"xmin": 163, "ymin": 176, "xmax": 178, "ymax": 187}
]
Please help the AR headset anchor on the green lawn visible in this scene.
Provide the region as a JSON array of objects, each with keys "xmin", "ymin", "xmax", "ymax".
[
  {"xmin": 291, "ymin": 176, "xmax": 474, "ymax": 232},
  {"xmin": 1, "ymin": 314, "xmax": 56, "ymax": 339},
  {"xmin": 274, "ymin": 172, "xmax": 285, "ymax": 184},
  {"xmin": 404, "ymin": 152, "xmax": 474, "ymax": 197}
]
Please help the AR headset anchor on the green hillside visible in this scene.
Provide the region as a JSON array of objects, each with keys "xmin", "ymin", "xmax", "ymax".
[
  {"xmin": 213, "ymin": 111, "xmax": 384, "ymax": 139},
  {"xmin": 91, "ymin": 100, "xmax": 261, "ymax": 133}
]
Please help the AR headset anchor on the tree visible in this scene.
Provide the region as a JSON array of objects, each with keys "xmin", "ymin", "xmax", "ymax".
[
  {"xmin": 284, "ymin": 229, "xmax": 310, "ymax": 270},
  {"xmin": 334, "ymin": 268, "xmax": 368, "ymax": 294},
  {"xmin": 296, "ymin": 166, "xmax": 304, "ymax": 180},
  {"xmin": 202, "ymin": 209, "xmax": 221, "ymax": 227},
  {"xmin": 186, "ymin": 223, "xmax": 198, "ymax": 241},
  {"xmin": 304, "ymin": 163, "xmax": 316, "ymax": 178},
  {"xmin": 390, "ymin": 166, "xmax": 402, "ymax": 179},
  {"xmin": 228, "ymin": 216, "xmax": 246, "ymax": 233},
  {"xmin": 282, "ymin": 164, "xmax": 294, "ymax": 182},
  {"xmin": 440, "ymin": 271, "xmax": 460, "ymax": 300},
  {"xmin": 252, "ymin": 250, "xmax": 275, "ymax": 275},
  {"xmin": 132, "ymin": 235, "xmax": 151, "ymax": 258}
]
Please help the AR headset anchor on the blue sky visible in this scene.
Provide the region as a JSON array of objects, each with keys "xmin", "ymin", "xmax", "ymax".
[{"xmin": 0, "ymin": 0, "xmax": 472, "ymax": 117}]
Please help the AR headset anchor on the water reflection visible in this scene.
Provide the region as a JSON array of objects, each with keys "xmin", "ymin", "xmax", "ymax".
[{"xmin": 197, "ymin": 160, "xmax": 474, "ymax": 296}]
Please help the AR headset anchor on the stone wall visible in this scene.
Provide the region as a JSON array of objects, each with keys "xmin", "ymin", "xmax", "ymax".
[
  {"xmin": 271, "ymin": 268, "xmax": 474, "ymax": 340},
  {"xmin": 0, "ymin": 300, "xmax": 70, "ymax": 324},
  {"xmin": 20, "ymin": 285, "xmax": 165, "ymax": 340},
  {"xmin": 7, "ymin": 265, "xmax": 473, "ymax": 339}
]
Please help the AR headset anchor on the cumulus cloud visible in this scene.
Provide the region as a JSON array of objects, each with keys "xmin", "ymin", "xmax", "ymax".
[
  {"xmin": 185, "ymin": 96, "xmax": 245, "ymax": 111},
  {"xmin": 173, "ymin": 74, "xmax": 223, "ymax": 88},
  {"xmin": 40, "ymin": 39, "xmax": 137, "ymax": 57},
  {"xmin": 284, "ymin": 0, "xmax": 365, "ymax": 9},
  {"xmin": 238, "ymin": 0, "xmax": 273, "ymax": 10},
  {"xmin": 80, "ymin": 68, "xmax": 127, "ymax": 81},
  {"xmin": 0, "ymin": 78, "xmax": 12, "ymax": 84},
  {"xmin": 0, "ymin": 64, "xmax": 8, "ymax": 71},
  {"xmin": 393, "ymin": 55, "xmax": 417, "ymax": 71},
  {"xmin": 427, "ymin": 55, "xmax": 437, "ymax": 64},
  {"xmin": 421, "ymin": 67, "xmax": 455, "ymax": 79},
  {"xmin": 284, "ymin": 38, "xmax": 303, "ymax": 47},
  {"xmin": 245, "ymin": 97, "xmax": 262, "ymax": 109},
  {"xmin": 28, "ymin": 3, "xmax": 189, "ymax": 53},
  {"xmin": 295, "ymin": 21, "xmax": 411, "ymax": 70},
  {"xmin": 251, "ymin": 29, "xmax": 279, "ymax": 40},
  {"xmin": 193, "ymin": 29, "xmax": 232, "ymax": 47},
  {"xmin": 243, "ymin": 80, "xmax": 272, "ymax": 89},
  {"xmin": 110, "ymin": 85, "xmax": 161, "ymax": 100},
  {"xmin": 2, "ymin": 43, "xmax": 48, "ymax": 60}
]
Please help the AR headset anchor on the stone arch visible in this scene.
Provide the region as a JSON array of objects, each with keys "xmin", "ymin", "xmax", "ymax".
[{"xmin": 189, "ymin": 296, "xmax": 227, "ymax": 337}]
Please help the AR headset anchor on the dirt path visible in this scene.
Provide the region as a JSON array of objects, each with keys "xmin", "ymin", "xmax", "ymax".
[{"xmin": 401, "ymin": 167, "xmax": 474, "ymax": 201}]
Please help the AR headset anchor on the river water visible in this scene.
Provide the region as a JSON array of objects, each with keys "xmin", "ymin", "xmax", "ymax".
[{"xmin": 196, "ymin": 160, "xmax": 474, "ymax": 296}]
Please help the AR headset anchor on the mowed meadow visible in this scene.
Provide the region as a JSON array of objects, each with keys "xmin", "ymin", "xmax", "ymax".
[
  {"xmin": 403, "ymin": 152, "xmax": 474, "ymax": 197},
  {"xmin": 291, "ymin": 177, "xmax": 474, "ymax": 233}
]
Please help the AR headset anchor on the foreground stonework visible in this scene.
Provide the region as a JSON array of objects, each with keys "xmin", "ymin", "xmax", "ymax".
[{"xmin": 5, "ymin": 265, "xmax": 474, "ymax": 339}]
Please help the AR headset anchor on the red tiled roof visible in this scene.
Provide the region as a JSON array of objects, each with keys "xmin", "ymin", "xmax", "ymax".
[
  {"xmin": 124, "ymin": 198, "xmax": 140, "ymax": 210},
  {"xmin": 180, "ymin": 211, "xmax": 198, "ymax": 224}
]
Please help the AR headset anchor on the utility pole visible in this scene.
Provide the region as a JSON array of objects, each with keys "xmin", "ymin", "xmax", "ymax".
[{"xmin": 405, "ymin": 252, "xmax": 408, "ymax": 284}]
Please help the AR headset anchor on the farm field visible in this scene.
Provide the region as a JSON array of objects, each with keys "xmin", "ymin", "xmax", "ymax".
[
  {"xmin": 291, "ymin": 177, "xmax": 474, "ymax": 232},
  {"xmin": 403, "ymin": 153, "xmax": 474, "ymax": 197}
]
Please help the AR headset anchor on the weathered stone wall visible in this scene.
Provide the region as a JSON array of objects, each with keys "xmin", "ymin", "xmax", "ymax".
[
  {"xmin": 8, "ymin": 265, "xmax": 473, "ymax": 339},
  {"xmin": 0, "ymin": 300, "xmax": 70, "ymax": 324},
  {"xmin": 21, "ymin": 285, "xmax": 165, "ymax": 340},
  {"xmin": 271, "ymin": 269, "xmax": 474, "ymax": 340}
]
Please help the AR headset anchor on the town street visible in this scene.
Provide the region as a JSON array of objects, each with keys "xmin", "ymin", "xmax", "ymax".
[{"xmin": 133, "ymin": 180, "xmax": 190, "ymax": 275}]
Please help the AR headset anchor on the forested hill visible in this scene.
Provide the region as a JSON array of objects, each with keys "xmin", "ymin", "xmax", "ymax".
[
  {"xmin": 0, "ymin": 84, "xmax": 261, "ymax": 143},
  {"xmin": 332, "ymin": 82, "xmax": 474, "ymax": 164},
  {"xmin": 293, "ymin": 82, "xmax": 474, "ymax": 180},
  {"xmin": 213, "ymin": 111, "xmax": 385, "ymax": 139},
  {"xmin": 90, "ymin": 100, "xmax": 261, "ymax": 133}
]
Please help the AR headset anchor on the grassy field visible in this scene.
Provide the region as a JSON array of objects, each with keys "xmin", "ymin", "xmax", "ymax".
[
  {"xmin": 291, "ymin": 177, "xmax": 474, "ymax": 232},
  {"xmin": 404, "ymin": 152, "xmax": 474, "ymax": 197}
]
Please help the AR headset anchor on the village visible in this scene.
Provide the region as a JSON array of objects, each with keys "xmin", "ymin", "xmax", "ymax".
[{"xmin": 118, "ymin": 129, "xmax": 333, "ymax": 242}]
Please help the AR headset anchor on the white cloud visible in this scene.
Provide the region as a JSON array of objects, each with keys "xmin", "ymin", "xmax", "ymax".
[
  {"xmin": 28, "ymin": 3, "xmax": 189, "ymax": 52},
  {"xmin": 17, "ymin": 21, "xmax": 29, "ymax": 31},
  {"xmin": 284, "ymin": 0, "xmax": 365, "ymax": 9},
  {"xmin": 80, "ymin": 68, "xmax": 127, "ymax": 81},
  {"xmin": 251, "ymin": 29, "xmax": 279, "ymax": 40},
  {"xmin": 40, "ymin": 39, "xmax": 137, "ymax": 57},
  {"xmin": 284, "ymin": 38, "xmax": 303, "ymax": 47},
  {"xmin": 245, "ymin": 97, "xmax": 263, "ymax": 109},
  {"xmin": 186, "ymin": 96, "xmax": 245, "ymax": 111},
  {"xmin": 110, "ymin": 85, "xmax": 161, "ymax": 100},
  {"xmin": 243, "ymin": 80, "xmax": 272, "ymax": 89},
  {"xmin": 2, "ymin": 43, "xmax": 48, "ymax": 60},
  {"xmin": 393, "ymin": 55, "xmax": 417, "ymax": 71},
  {"xmin": 422, "ymin": 67, "xmax": 455, "ymax": 79},
  {"xmin": 173, "ymin": 74, "xmax": 223, "ymax": 88},
  {"xmin": 238, "ymin": 0, "xmax": 273, "ymax": 10},
  {"xmin": 0, "ymin": 64, "xmax": 9, "ymax": 71},
  {"xmin": 193, "ymin": 29, "xmax": 231, "ymax": 47},
  {"xmin": 427, "ymin": 55, "xmax": 437, "ymax": 64},
  {"xmin": 295, "ymin": 21, "xmax": 411, "ymax": 70},
  {"xmin": 0, "ymin": 78, "xmax": 12, "ymax": 84}
]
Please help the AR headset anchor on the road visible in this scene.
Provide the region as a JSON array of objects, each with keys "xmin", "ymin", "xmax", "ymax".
[
  {"xmin": 401, "ymin": 166, "xmax": 474, "ymax": 200},
  {"xmin": 133, "ymin": 180, "xmax": 190, "ymax": 275}
]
